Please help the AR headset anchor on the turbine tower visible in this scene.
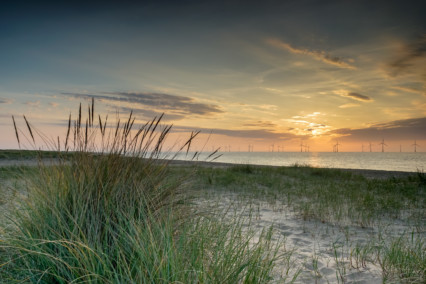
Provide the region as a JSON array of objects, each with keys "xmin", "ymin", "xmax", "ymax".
[
  {"xmin": 369, "ymin": 142, "xmax": 372, "ymax": 152},
  {"xmin": 412, "ymin": 140, "xmax": 420, "ymax": 153},
  {"xmin": 379, "ymin": 138, "xmax": 387, "ymax": 152},
  {"xmin": 300, "ymin": 140, "xmax": 304, "ymax": 152}
]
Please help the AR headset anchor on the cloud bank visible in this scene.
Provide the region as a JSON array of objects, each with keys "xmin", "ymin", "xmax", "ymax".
[
  {"xmin": 62, "ymin": 92, "xmax": 223, "ymax": 120},
  {"xmin": 174, "ymin": 125, "xmax": 299, "ymax": 140},
  {"xmin": 330, "ymin": 117, "xmax": 426, "ymax": 141}
]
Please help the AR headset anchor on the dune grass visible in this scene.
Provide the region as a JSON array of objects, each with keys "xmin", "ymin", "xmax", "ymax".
[
  {"xmin": 0, "ymin": 101, "xmax": 281, "ymax": 283},
  {"xmin": 192, "ymin": 164, "xmax": 425, "ymax": 228},
  {"xmin": 378, "ymin": 233, "xmax": 425, "ymax": 283},
  {"xmin": 183, "ymin": 164, "xmax": 425, "ymax": 283}
]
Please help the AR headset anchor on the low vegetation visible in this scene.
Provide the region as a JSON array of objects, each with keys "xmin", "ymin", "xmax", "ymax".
[
  {"xmin": 185, "ymin": 164, "xmax": 425, "ymax": 283},
  {"xmin": 0, "ymin": 149, "xmax": 68, "ymax": 160},
  {"xmin": 192, "ymin": 165, "xmax": 425, "ymax": 228}
]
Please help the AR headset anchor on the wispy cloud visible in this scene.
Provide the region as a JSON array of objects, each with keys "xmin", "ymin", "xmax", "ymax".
[
  {"xmin": 238, "ymin": 103, "xmax": 279, "ymax": 113},
  {"xmin": 339, "ymin": 103, "xmax": 360, "ymax": 108},
  {"xmin": 61, "ymin": 92, "xmax": 223, "ymax": 118},
  {"xmin": 333, "ymin": 90, "xmax": 373, "ymax": 102},
  {"xmin": 0, "ymin": 98, "xmax": 12, "ymax": 104},
  {"xmin": 24, "ymin": 101, "xmax": 40, "ymax": 107},
  {"xmin": 242, "ymin": 121, "xmax": 277, "ymax": 128},
  {"xmin": 388, "ymin": 34, "xmax": 426, "ymax": 77},
  {"xmin": 329, "ymin": 117, "xmax": 426, "ymax": 141},
  {"xmin": 391, "ymin": 86, "xmax": 425, "ymax": 96},
  {"xmin": 267, "ymin": 38, "xmax": 356, "ymax": 69},
  {"xmin": 49, "ymin": 102, "xmax": 59, "ymax": 107},
  {"xmin": 291, "ymin": 112, "xmax": 323, "ymax": 119}
]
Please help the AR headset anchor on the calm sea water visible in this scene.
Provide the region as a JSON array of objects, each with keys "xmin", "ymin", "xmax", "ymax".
[{"xmin": 174, "ymin": 152, "xmax": 426, "ymax": 173}]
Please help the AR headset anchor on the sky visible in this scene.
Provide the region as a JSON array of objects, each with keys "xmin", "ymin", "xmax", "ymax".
[{"xmin": 1, "ymin": 0, "xmax": 425, "ymax": 152}]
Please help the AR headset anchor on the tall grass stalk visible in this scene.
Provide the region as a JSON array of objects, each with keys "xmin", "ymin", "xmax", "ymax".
[{"xmin": 0, "ymin": 100, "xmax": 280, "ymax": 283}]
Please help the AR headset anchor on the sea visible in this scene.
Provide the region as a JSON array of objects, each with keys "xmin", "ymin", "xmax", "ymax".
[{"xmin": 173, "ymin": 152, "xmax": 426, "ymax": 173}]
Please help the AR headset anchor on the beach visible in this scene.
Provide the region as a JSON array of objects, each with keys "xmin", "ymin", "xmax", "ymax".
[{"xmin": 1, "ymin": 156, "xmax": 424, "ymax": 283}]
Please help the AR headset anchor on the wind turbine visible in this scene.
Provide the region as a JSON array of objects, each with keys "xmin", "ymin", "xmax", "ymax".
[
  {"xmin": 300, "ymin": 140, "xmax": 304, "ymax": 152},
  {"xmin": 362, "ymin": 144, "xmax": 364, "ymax": 152},
  {"xmin": 412, "ymin": 140, "xmax": 420, "ymax": 153},
  {"xmin": 369, "ymin": 142, "xmax": 372, "ymax": 152},
  {"xmin": 379, "ymin": 138, "xmax": 387, "ymax": 152},
  {"xmin": 334, "ymin": 140, "xmax": 340, "ymax": 153}
]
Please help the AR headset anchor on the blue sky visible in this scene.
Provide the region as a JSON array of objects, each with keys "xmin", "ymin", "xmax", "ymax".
[{"xmin": 1, "ymin": 0, "xmax": 425, "ymax": 151}]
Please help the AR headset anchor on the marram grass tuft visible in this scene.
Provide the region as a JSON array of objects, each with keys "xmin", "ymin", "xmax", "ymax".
[{"xmin": 1, "ymin": 100, "xmax": 280, "ymax": 283}]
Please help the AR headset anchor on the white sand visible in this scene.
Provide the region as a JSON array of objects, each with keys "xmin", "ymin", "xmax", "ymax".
[{"xmin": 194, "ymin": 190, "xmax": 422, "ymax": 283}]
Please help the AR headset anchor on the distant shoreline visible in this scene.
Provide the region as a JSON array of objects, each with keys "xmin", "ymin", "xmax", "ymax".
[
  {"xmin": 168, "ymin": 159, "xmax": 419, "ymax": 179},
  {"xmin": 0, "ymin": 156, "xmax": 419, "ymax": 180}
]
